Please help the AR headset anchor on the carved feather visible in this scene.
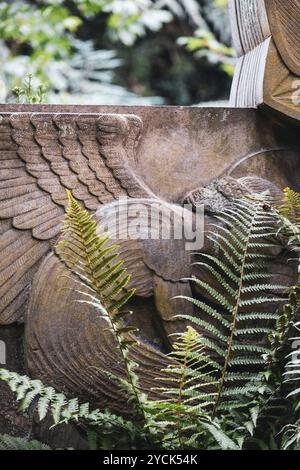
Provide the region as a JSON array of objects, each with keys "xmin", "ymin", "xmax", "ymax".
[
  {"xmin": 96, "ymin": 199, "xmax": 192, "ymax": 294},
  {"xmin": 26, "ymin": 254, "xmax": 171, "ymax": 413},
  {"xmin": 0, "ymin": 112, "xmax": 152, "ymax": 325}
]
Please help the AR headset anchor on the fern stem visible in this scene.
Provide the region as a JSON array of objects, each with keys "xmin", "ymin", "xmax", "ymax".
[
  {"xmin": 212, "ymin": 203, "xmax": 259, "ymax": 418},
  {"xmin": 61, "ymin": 193, "xmax": 152, "ymax": 438},
  {"xmin": 175, "ymin": 342, "xmax": 190, "ymax": 449},
  {"xmin": 110, "ymin": 319, "xmax": 151, "ymax": 431}
]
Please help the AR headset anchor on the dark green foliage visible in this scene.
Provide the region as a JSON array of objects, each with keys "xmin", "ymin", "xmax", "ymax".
[
  {"xmin": 0, "ymin": 434, "xmax": 52, "ymax": 451},
  {"xmin": 12, "ymin": 73, "xmax": 48, "ymax": 104},
  {"xmin": 1, "ymin": 0, "xmax": 232, "ymax": 105},
  {"xmin": 249, "ymin": 190, "xmax": 300, "ymax": 450},
  {"xmin": 2, "ymin": 190, "xmax": 300, "ymax": 449}
]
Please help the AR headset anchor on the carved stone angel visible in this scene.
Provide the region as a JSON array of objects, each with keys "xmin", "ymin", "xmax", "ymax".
[{"xmin": 0, "ymin": 110, "xmax": 296, "ymax": 413}]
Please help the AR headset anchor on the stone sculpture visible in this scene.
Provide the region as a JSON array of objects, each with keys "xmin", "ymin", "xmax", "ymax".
[
  {"xmin": 0, "ymin": 112, "xmax": 152, "ymax": 326},
  {"xmin": 24, "ymin": 174, "xmax": 297, "ymax": 414},
  {"xmin": 0, "ymin": 0, "xmax": 300, "ymax": 437},
  {"xmin": 0, "ymin": 108, "xmax": 296, "ymax": 413}
]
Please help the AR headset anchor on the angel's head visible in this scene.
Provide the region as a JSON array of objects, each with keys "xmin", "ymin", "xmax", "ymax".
[
  {"xmin": 182, "ymin": 176, "xmax": 283, "ymax": 214},
  {"xmin": 182, "ymin": 177, "xmax": 250, "ymax": 214}
]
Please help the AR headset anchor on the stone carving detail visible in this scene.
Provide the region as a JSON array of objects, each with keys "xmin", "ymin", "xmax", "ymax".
[
  {"xmin": 229, "ymin": 0, "xmax": 300, "ymax": 122},
  {"xmin": 1, "ymin": 107, "xmax": 297, "ymax": 412},
  {"xmin": 25, "ymin": 175, "xmax": 296, "ymax": 412},
  {"xmin": 0, "ymin": 112, "xmax": 151, "ymax": 325},
  {"xmin": 0, "ymin": 0, "xmax": 300, "ymax": 438}
]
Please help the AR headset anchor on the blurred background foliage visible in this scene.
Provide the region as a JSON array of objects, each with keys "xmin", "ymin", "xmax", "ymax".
[{"xmin": 0, "ymin": 0, "xmax": 235, "ymax": 105}]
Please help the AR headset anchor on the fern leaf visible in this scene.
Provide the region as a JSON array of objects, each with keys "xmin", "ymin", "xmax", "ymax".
[
  {"xmin": 176, "ymin": 196, "xmax": 292, "ymax": 444},
  {"xmin": 280, "ymin": 188, "xmax": 300, "ymax": 225},
  {"xmin": 56, "ymin": 191, "xmax": 153, "ymax": 430},
  {"xmin": 0, "ymin": 368, "xmax": 142, "ymax": 446},
  {"xmin": 0, "ymin": 434, "xmax": 52, "ymax": 451}
]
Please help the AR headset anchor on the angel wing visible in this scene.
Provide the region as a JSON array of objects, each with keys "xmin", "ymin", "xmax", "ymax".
[
  {"xmin": 26, "ymin": 253, "xmax": 172, "ymax": 413},
  {"xmin": 25, "ymin": 199, "xmax": 195, "ymax": 406},
  {"xmin": 96, "ymin": 199, "xmax": 195, "ymax": 340},
  {"xmin": 0, "ymin": 112, "xmax": 155, "ymax": 325}
]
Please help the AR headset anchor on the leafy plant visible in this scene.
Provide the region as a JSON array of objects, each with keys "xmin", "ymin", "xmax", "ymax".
[
  {"xmin": 2, "ymin": 190, "xmax": 300, "ymax": 450},
  {"xmin": 279, "ymin": 187, "xmax": 300, "ymax": 273},
  {"xmin": 56, "ymin": 191, "xmax": 153, "ymax": 433},
  {"xmin": 0, "ymin": 0, "xmax": 233, "ymax": 105},
  {"xmin": 12, "ymin": 73, "xmax": 48, "ymax": 104},
  {"xmin": 248, "ymin": 284, "xmax": 300, "ymax": 449},
  {"xmin": 0, "ymin": 0, "xmax": 169, "ymax": 104},
  {"xmin": 45, "ymin": 39, "xmax": 163, "ymax": 105},
  {"xmin": 147, "ymin": 326, "xmax": 238, "ymax": 450},
  {"xmin": 103, "ymin": 0, "xmax": 173, "ymax": 46},
  {"xmin": 0, "ymin": 434, "xmax": 52, "ymax": 451},
  {"xmin": 256, "ymin": 189, "xmax": 300, "ymax": 450},
  {"xmin": 0, "ymin": 368, "xmax": 145, "ymax": 449},
  {"xmin": 176, "ymin": 198, "xmax": 287, "ymax": 434},
  {"xmin": 0, "ymin": 1, "xmax": 78, "ymax": 64},
  {"xmin": 75, "ymin": 0, "xmax": 205, "ymax": 46},
  {"xmin": 285, "ymin": 321, "xmax": 300, "ymax": 399},
  {"xmin": 280, "ymin": 187, "xmax": 300, "ymax": 225},
  {"xmin": 0, "ymin": 369, "xmax": 123, "ymax": 427},
  {"xmin": 277, "ymin": 187, "xmax": 300, "ymax": 449},
  {"xmin": 178, "ymin": 29, "xmax": 235, "ymax": 77},
  {"xmin": 144, "ymin": 194, "xmax": 300, "ymax": 450},
  {"xmin": 3, "ymin": 39, "xmax": 162, "ymax": 105}
]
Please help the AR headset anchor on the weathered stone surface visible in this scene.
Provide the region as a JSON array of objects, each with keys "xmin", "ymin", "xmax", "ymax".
[
  {"xmin": 0, "ymin": 106, "xmax": 299, "ymax": 326},
  {"xmin": 0, "ymin": 325, "xmax": 31, "ymax": 437},
  {"xmin": 24, "ymin": 176, "xmax": 297, "ymax": 414},
  {"xmin": 0, "ymin": 103, "xmax": 299, "ymax": 440},
  {"xmin": 229, "ymin": 0, "xmax": 300, "ymax": 123},
  {"xmin": 1, "ymin": 0, "xmax": 300, "ymax": 446}
]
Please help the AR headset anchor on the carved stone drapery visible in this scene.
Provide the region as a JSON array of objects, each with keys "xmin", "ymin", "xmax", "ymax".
[{"xmin": 229, "ymin": 0, "xmax": 300, "ymax": 122}]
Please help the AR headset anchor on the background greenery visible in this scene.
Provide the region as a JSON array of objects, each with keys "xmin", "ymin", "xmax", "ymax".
[{"xmin": 0, "ymin": 0, "xmax": 234, "ymax": 105}]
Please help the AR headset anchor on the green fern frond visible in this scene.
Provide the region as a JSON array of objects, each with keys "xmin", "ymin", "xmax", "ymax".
[
  {"xmin": 284, "ymin": 320, "xmax": 300, "ymax": 399},
  {"xmin": 0, "ymin": 368, "xmax": 142, "ymax": 446},
  {"xmin": 240, "ymin": 249, "xmax": 300, "ymax": 446},
  {"xmin": 0, "ymin": 434, "xmax": 52, "ymax": 451},
  {"xmin": 279, "ymin": 188, "xmax": 300, "ymax": 272},
  {"xmin": 56, "ymin": 191, "xmax": 151, "ymax": 429},
  {"xmin": 267, "ymin": 286, "xmax": 300, "ymax": 370},
  {"xmin": 146, "ymin": 326, "xmax": 222, "ymax": 449},
  {"xmin": 280, "ymin": 421, "xmax": 300, "ymax": 450},
  {"xmin": 280, "ymin": 188, "xmax": 300, "ymax": 226},
  {"xmin": 56, "ymin": 191, "xmax": 135, "ymax": 315},
  {"xmin": 161, "ymin": 326, "xmax": 219, "ymax": 407},
  {"xmin": 0, "ymin": 369, "xmax": 126, "ymax": 427},
  {"xmin": 176, "ymin": 196, "xmax": 291, "ymax": 441}
]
